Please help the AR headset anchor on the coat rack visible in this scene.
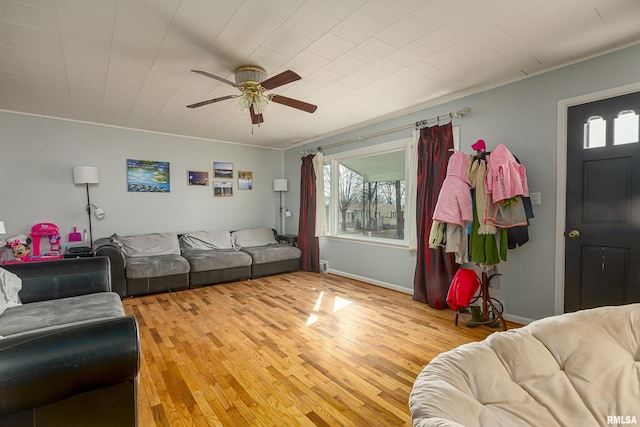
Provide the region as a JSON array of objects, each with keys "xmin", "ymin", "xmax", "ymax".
[{"xmin": 455, "ymin": 271, "xmax": 507, "ymax": 331}]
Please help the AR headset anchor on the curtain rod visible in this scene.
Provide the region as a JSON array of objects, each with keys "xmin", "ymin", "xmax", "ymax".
[{"xmin": 300, "ymin": 107, "xmax": 471, "ymax": 155}]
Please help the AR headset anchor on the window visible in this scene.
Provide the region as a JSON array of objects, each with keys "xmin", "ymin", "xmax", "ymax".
[
  {"xmin": 584, "ymin": 116, "xmax": 606, "ymax": 149},
  {"xmin": 614, "ymin": 110, "xmax": 639, "ymax": 145},
  {"xmin": 324, "ymin": 140, "xmax": 408, "ymax": 243},
  {"xmin": 323, "ymin": 164, "xmax": 331, "ymax": 233},
  {"xmin": 583, "ymin": 111, "xmax": 639, "ymax": 149}
]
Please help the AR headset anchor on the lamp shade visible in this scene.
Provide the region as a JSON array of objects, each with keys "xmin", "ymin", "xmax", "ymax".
[
  {"xmin": 73, "ymin": 166, "xmax": 99, "ymax": 184},
  {"xmin": 0, "ymin": 221, "xmax": 5, "ymax": 234},
  {"xmin": 273, "ymin": 179, "xmax": 288, "ymax": 192}
]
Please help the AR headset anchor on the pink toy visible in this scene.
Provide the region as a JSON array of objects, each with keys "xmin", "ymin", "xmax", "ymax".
[
  {"xmin": 7, "ymin": 237, "xmax": 31, "ymax": 262},
  {"xmin": 30, "ymin": 223, "xmax": 63, "ymax": 260}
]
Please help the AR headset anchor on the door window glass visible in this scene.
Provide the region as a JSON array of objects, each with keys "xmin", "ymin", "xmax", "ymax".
[
  {"xmin": 583, "ymin": 116, "xmax": 606, "ymax": 149},
  {"xmin": 613, "ymin": 110, "xmax": 639, "ymax": 145}
]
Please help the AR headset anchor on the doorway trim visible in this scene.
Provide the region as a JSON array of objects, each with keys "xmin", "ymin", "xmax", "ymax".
[{"xmin": 554, "ymin": 81, "xmax": 640, "ymax": 315}]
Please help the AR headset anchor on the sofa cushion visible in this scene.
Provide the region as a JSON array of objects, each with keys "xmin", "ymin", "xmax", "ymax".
[
  {"xmin": 0, "ymin": 267, "xmax": 22, "ymax": 316},
  {"xmin": 125, "ymin": 254, "xmax": 189, "ymax": 279},
  {"xmin": 0, "ymin": 292, "xmax": 124, "ymax": 339},
  {"xmin": 240, "ymin": 244, "xmax": 301, "ymax": 265},
  {"xmin": 180, "ymin": 231, "xmax": 234, "ymax": 250},
  {"xmin": 182, "ymin": 249, "xmax": 252, "ymax": 272},
  {"xmin": 231, "ymin": 228, "xmax": 277, "ymax": 248},
  {"xmin": 112, "ymin": 232, "xmax": 180, "ymax": 257}
]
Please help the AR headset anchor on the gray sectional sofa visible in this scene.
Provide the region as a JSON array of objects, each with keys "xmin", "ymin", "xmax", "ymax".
[
  {"xmin": 94, "ymin": 232, "xmax": 190, "ymax": 297},
  {"xmin": 94, "ymin": 227, "xmax": 301, "ymax": 298},
  {"xmin": 230, "ymin": 228, "xmax": 302, "ymax": 279}
]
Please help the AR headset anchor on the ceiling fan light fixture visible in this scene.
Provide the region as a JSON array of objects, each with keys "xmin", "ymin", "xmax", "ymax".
[
  {"xmin": 236, "ymin": 91, "xmax": 269, "ymax": 114},
  {"xmin": 252, "ymin": 94, "xmax": 269, "ymax": 114},
  {"xmin": 236, "ymin": 79, "xmax": 270, "ymax": 114},
  {"xmin": 234, "ymin": 65, "xmax": 266, "ymax": 85},
  {"xmin": 237, "ymin": 95, "xmax": 252, "ymax": 112},
  {"xmin": 188, "ymin": 66, "xmax": 316, "ymax": 124}
]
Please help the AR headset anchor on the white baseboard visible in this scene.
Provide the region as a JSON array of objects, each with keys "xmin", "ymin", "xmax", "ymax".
[
  {"xmin": 502, "ymin": 313, "xmax": 534, "ymax": 325},
  {"xmin": 326, "ymin": 268, "xmax": 412, "ymax": 295},
  {"xmin": 326, "ymin": 268, "xmax": 535, "ymax": 325}
]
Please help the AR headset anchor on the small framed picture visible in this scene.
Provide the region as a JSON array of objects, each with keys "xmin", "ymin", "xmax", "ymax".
[
  {"xmin": 238, "ymin": 170, "xmax": 253, "ymax": 190},
  {"xmin": 213, "ymin": 181, "xmax": 233, "ymax": 197},
  {"xmin": 187, "ymin": 170, "xmax": 209, "ymax": 186},
  {"xmin": 214, "ymin": 162, "xmax": 233, "ymax": 179}
]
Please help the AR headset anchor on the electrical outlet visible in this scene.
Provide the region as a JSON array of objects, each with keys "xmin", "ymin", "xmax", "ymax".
[{"xmin": 530, "ymin": 192, "xmax": 541, "ymax": 206}]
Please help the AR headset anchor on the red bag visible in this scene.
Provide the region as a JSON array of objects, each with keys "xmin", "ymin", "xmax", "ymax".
[{"xmin": 446, "ymin": 268, "xmax": 480, "ymax": 310}]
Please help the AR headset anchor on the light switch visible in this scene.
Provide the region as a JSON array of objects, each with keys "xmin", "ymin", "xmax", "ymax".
[{"xmin": 530, "ymin": 192, "xmax": 541, "ymax": 206}]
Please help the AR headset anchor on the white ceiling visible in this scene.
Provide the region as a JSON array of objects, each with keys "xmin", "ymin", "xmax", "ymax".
[{"xmin": 1, "ymin": 0, "xmax": 639, "ymax": 149}]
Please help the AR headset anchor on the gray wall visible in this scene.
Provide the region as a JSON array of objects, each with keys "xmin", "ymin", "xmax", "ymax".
[
  {"xmin": 284, "ymin": 43, "xmax": 640, "ymax": 323},
  {"xmin": 0, "ymin": 113, "xmax": 284, "ymax": 243},
  {"xmin": 2, "ymin": 44, "xmax": 638, "ymax": 322}
]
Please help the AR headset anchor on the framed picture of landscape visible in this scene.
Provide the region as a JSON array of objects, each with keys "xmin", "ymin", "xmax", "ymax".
[
  {"xmin": 213, "ymin": 162, "xmax": 233, "ymax": 179},
  {"xmin": 238, "ymin": 170, "xmax": 253, "ymax": 190},
  {"xmin": 213, "ymin": 181, "xmax": 233, "ymax": 197},
  {"xmin": 127, "ymin": 159, "xmax": 170, "ymax": 192},
  {"xmin": 187, "ymin": 170, "xmax": 209, "ymax": 186}
]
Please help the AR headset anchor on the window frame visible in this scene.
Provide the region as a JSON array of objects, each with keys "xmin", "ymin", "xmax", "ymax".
[{"xmin": 323, "ymin": 138, "xmax": 411, "ymax": 248}]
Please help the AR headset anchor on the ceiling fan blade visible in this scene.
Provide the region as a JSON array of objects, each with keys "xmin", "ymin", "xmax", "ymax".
[
  {"xmin": 249, "ymin": 105, "xmax": 264, "ymax": 124},
  {"xmin": 270, "ymin": 95, "xmax": 317, "ymax": 113},
  {"xmin": 191, "ymin": 70, "xmax": 238, "ymax": 87},
  {"xmin": 261, "ymin": 70, "xmax": 301, "ymax": 90},
  {"xmin": 186, "ymin": 95, "xmax": 236, "ymax": 109}
]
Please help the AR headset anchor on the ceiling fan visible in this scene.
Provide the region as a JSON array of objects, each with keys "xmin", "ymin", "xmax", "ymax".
[{"xmin": 187, "ymin": 65, "xmax": 317, "ymax": 125}]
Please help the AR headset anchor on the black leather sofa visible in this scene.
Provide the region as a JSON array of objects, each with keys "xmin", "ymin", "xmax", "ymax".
[{"xmin": 0, "ymin": 257, "xmax": 140, "ymax": 427}]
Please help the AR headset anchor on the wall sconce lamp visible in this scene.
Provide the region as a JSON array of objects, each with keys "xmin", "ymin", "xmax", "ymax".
[{"xmin": 73, "ymin": 166, "xmax": 105, "ymax": 248}]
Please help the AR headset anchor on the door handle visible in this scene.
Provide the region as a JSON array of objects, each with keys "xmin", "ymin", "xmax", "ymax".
[{"xmin": 567, "ymin": 229, "xmax": 581, "ymax": 239}]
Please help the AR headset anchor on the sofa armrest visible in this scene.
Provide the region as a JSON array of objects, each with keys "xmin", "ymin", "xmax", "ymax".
[
  {"xmin": 2, "ymin": 257, "xmax": 112, "ymax": 304},
  {"xmin": 0, "ymin": 316, "xmax": 140, "ymax": 416},
  {"xmin": 94, "ymin": 238, "xmax": 127, "ymax": 298}
]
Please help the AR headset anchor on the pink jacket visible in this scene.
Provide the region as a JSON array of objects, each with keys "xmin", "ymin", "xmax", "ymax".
[
  {"xmin": 485, "ymin": 144, "xmax": 529, "ymax": 202},
  {"xmin": 433, "ymin": 152, "xmax": 473, "ymax": 226}
]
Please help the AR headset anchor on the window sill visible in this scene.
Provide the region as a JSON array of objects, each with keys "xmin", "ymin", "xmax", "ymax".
[{"xmin": 320, "ymin": 234, "xmax": 409, "ymax": 249}]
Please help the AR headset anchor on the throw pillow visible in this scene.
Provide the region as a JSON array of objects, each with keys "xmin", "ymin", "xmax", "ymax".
[
  {"xmin": 179, "ymin": 231, "xmax": 234, "ymax": 250},
  {"xmin": 111, "ymin": 232, "xmax": 181, "ymax": 257},
  {"xmin": 0, "ymin": 267, "xmax": 22, "ymax": 316},
  {"xmin": 231, "ymin": 228, "xmax": 277, "ymax": 248}
]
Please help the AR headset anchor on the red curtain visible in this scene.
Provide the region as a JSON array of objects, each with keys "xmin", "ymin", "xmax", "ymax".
[
  {"xmin": 413, "ymin": 123, "xmax": 457, "ymax": 309},
  {"xmin": 298, "ymin": 155, "xmax": 320, "ymax": 272}
]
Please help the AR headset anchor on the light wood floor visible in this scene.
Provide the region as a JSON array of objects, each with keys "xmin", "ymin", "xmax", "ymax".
[{"xmin": 123, "ymin": 271, "xmax": 519, "ymax": 427}]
